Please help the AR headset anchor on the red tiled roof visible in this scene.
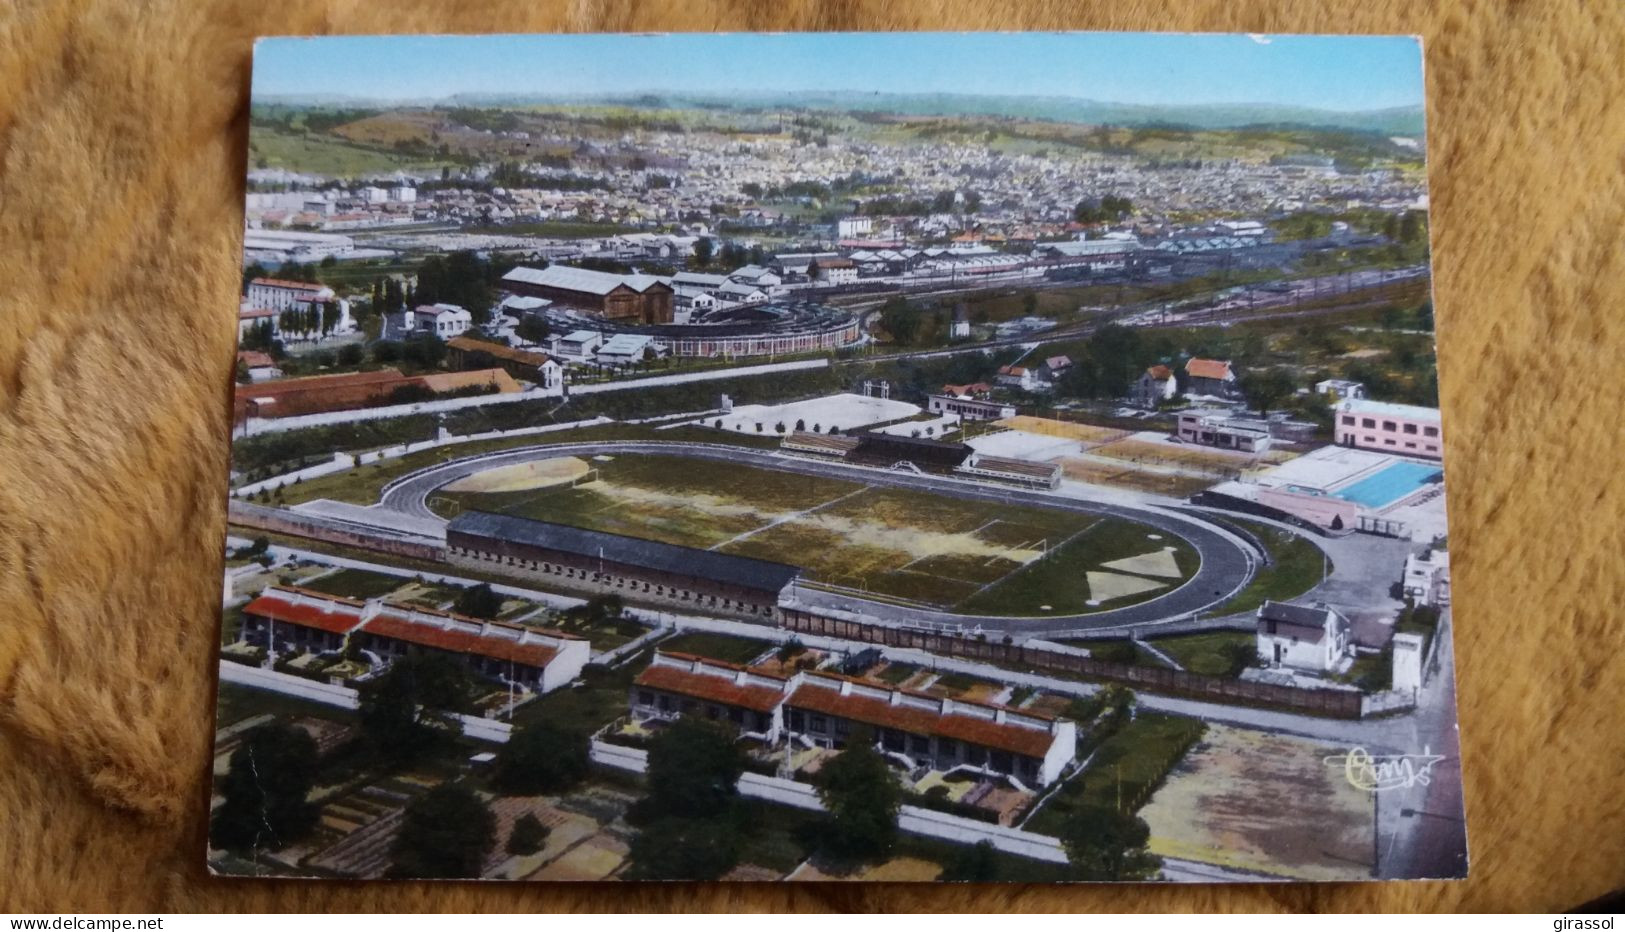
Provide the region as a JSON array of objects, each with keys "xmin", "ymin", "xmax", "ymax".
[
  {"xmin": 362, "ymin": 613, "xmax": 478, "ymax": 654},
  {"xmin": 361, "ymin": 604, "xmax": 576, "ymax": 670},
  {"xmin": 446, "ymin": 336, "xmax": 554, "ymax": 367},
  {"xmin": 237, "ymin": 350, "xmax": 275, "ymax": 368},
  {"xmin": 1146, "ymin": 365, "xmax": 1173, "ymax": 380},
  {"xmin": 635, "ymin": 663, "xmax": 787, "ymax": 713},
  {"xmin": 470, "ymin": 636, "xmax": 559, "ymax": 669},
  {"xmin": 233, "ymin": 368, "xmax": 408, "ymax": 401},
  {"xmin": 1185, "ymin": 358, "xmax": 1233, "ymax": 381},
  {"xmin": 243, "ymin": 591, "xmax": 365, "ymax": 635},
  {"xmin": 786, "ymin": 683, "xmax": 1055, "ymax": 759}
]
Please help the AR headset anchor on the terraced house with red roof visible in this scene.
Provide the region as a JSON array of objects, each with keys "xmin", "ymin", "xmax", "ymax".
[
  {"xmin": 238, "ymin": 585, "xmax": 590, "ymax": 693},
  {"xmin": 628, "ymin": 651, "xmax": 1077, "ymax": 789}
]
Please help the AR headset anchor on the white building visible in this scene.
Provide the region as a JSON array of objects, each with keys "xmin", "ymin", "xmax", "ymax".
[
  {"xmin": 596, "ymin": 333, "xmax": 660, "ymax": 366},
  {"xmin": 1316, "ymin": 378, "xmax": 1368, "ymax": 401},
  {"xmin": 245, "ymin": 277, "xmax": 336, "ymax": 313},
  {"xmin": 384, "ymin": 303, "xmax": 472, "ymax": 340},
  {"xmin": 551, "ymin": 329, "xmax": 604, "ymax": 363},
  {"xmin": 1256, "ymin": 600, "xmax": 1353, "ymax": 673},
  {"xmin": 836, "ymin": 216, "xmax": 874, "ymax": 239},
  {"xmin": 242, "ymin": 278, "xmax": 353, "ymax": 340},
  {"xmin": 1134, "ymin": 365, "xmax": 1179, "ymax": 408},
  {"xmin": 1402, "ymin": 549, "xmax": 1451, "ymax": 607}
]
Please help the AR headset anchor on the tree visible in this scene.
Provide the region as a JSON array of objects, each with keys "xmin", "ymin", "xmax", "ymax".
[
  {"xmin": 1239, "ymin": 367, "xmax": 1296, "ymax": 417},
  {"xmin": 1087, "ymin": 323, "xmax": 1144, "ymax": 397},
  {"xmin": 506, "ymin": 812, "xmax": 549, "ymax": 857},
  {"xmin": 878, "ymin": 295, "xmax": 920, "ymax": 345},
  {"xmin": 358, "ymin": 653, "xmax": 472, "ymax": 764},
  {"xmin": 625, "ymin": 815, "xmax": 741, "ymax": 881},
  {"xmin": 209, "ymin": 722, "xmax": 320, "ymax": 853},
  {"xmin": 336, "ymin": 343, "xmax": 364, "ymax": 366},
  {"xmin": 371, "ymin": 340, "xmax": 402, "ymax": 364},
  {"xmin": 640, "ymin": 716, "xmax": 746, "ymax": 820},
  {"xmin": 1059, "ymin": 805, "xmax": 1159, "ymax": 881},
  {"xmin": 940, "ymin": 839, "xmax": 1000, "ymax": 882},
  {"xmin": 693, "ymin": 236, "xmax": 715, "ymax": 268},
  {"xmin": 815, "ymin": 730, "xmax": 900, "ymax": 862},
  {"xmin": 388, "ymin": 783, "xmax": 496, "ymax": 879},
  {"xmin": 515, "ymin": 315, "xmax": 551, "ymax": 345},
  {"xmin": 454, "ymin": 582, "xmax": 503, "ymax": 620},
  {"xmin": 493, "ymin": 721, "xmax": 590, "ymax": 795},
  {"xmin": 242, "ymin": 262, "xmax": 269, "ymax": 292},
  {"xmin": 401, "ymin": 333, "xmax": 447, "ymax": 369},
  {"xmin": 625, "ymin": 718, "xmax": 748, "ymax": 880}
]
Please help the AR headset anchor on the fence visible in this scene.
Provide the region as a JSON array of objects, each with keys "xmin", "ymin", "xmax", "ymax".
[
  {"xmin": 778, "ymin": 607, "xmax": 1364, "ymax": 719},
  {"xmin": 586, "ymin": 739, "xmax": 1068, "ymax": 864},
  {"xmin": 227, "ymin": 500, "xmax": 445, "ymax": 563},
  {"xmin": 219, "ymin": 660, "xmax": 514, "ymax": 742}
]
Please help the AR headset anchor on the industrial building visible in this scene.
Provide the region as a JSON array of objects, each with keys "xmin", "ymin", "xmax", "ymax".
[{"xmin": 501, "ymin": 265, "xmax": 674, "ymax": 324}]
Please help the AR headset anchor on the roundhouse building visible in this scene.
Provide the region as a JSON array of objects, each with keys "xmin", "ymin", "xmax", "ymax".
[
  {"xmin": 446, "ymin": 511, "xmax": 801, "ymax": 620},
  {"xmin": 529, "ymin": 300, "xmax": 860, "ymax": 359}
]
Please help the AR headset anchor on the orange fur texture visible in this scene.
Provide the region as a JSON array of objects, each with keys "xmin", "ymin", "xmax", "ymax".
[{"xmin": 1, "ymin": 0, "xmax": 1622, "ymax": 913}]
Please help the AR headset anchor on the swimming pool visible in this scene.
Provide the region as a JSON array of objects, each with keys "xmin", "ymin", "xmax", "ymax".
[{"xmin": 1333, "ymin": 461, "xmax": 1443, "ymax": 509}]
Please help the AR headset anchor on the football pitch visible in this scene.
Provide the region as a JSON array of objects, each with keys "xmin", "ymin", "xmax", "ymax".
[{"xmin": 428, "ymin": 454, "xmax": 1196, "ymax": 614}]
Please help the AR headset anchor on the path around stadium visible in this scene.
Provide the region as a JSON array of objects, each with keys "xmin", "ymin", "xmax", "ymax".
[{"xmin": 366, "ymin": 439, "xmax": 1260, "ymax": 636}]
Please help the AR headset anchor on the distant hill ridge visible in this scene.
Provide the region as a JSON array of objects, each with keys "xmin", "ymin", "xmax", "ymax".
[{"xmin": 254, "ymin": 89, "xmax": 1426, "ymax": 136}]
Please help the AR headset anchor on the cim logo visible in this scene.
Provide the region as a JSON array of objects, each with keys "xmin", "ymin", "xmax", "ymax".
[{"xmin": 1324, "ymin": 746, "xmax": 1446, "ymax": 792}]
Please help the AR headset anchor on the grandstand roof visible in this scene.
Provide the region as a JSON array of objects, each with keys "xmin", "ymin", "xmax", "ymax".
[{"xmin": 448, "ymin": 511, "xmax": 802, "ymax": 594}]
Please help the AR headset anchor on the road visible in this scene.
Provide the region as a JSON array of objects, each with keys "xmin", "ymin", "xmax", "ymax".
[
  {"xmin": 1372, "ymin": 611, "xmax": 1470, "ymax": 879},
  {"xmin": 364, "ymin": 439, "xmax": 1258, "ymax": 636}
]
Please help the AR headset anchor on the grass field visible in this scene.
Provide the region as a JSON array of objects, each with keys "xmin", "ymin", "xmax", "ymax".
[
  {"xmin": 432, "ymin": 454, "xmax": 1196, "ymax": 614},
  {"xmin": 1023, "ymin": 712, "xmax": 1206, "ymax": 837},
  {"xmin": 1146, "ymin": 630, "xmax": 1258, "ymax": 677},
  {"xmin": 657, "ymin": 632, "xmax": 776, "ymax": 665},
  {"xmin": 1209, "ymin": 518, "xmax": 1328, "ymax": 616},
  {"xmin": 249, "ymin": 127, "xmax": 435, "ymax": 176},
  {"xmin": 300, "ymin": 567, "xmax": 410, "ymax": 601}
]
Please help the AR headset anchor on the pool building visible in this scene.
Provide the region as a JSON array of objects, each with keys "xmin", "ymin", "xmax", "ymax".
[{"xmin": 1204, "ymin": 445, "xmax": 1444, "ymax": 537}]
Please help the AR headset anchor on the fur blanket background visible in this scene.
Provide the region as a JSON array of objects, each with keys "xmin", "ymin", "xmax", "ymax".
[{"xmin": 1, "ymin": 0, "xmax": 1621, "ymax": 913}]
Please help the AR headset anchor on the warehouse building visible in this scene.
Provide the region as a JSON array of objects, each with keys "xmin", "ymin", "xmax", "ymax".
[
  {"xmin": 446, "ymin": 511, "xmax": 802, "ymax": 619},
  {"xmin": 501, "ymin": 265, "xmax": 674, "ymax": 324}
]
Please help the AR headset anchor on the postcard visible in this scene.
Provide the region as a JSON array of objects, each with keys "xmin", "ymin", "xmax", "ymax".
[{"xmin": 211, "ymin": 31, "xmax": 1466, "ymax": 882}]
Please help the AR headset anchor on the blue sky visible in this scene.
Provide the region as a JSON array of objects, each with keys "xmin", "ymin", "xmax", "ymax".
[{"xmin": 254, "ymin": 32, "xmax": 1423, "ymax": 112}]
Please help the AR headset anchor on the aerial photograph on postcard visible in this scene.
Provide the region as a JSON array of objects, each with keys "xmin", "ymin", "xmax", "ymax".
[{"xmin": 210, "ymin": 32, "xmax": 1466, "ymax": 882}]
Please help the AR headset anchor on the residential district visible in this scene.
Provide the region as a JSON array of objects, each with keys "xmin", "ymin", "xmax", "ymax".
[{"xmin": 210, "ymin": 97, "xmax": 1464, "ymax": 884}]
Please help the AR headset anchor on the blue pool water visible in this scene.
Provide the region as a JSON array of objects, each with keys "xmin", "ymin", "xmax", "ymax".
[{"xmin": 1333, "ymin": 461, "xmax": 1443, "ymax": 508}]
